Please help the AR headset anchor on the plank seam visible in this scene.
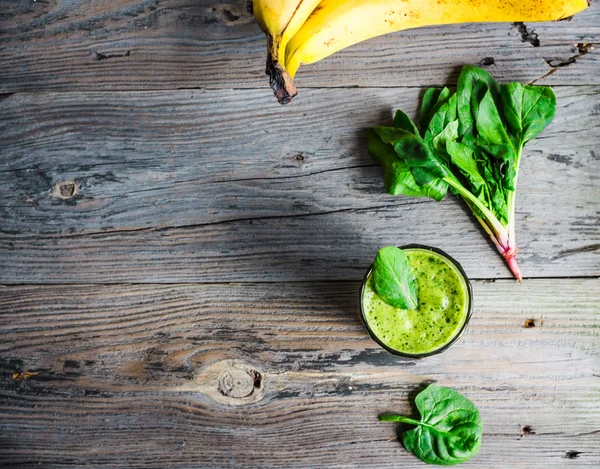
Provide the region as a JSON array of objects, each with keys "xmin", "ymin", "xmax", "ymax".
[
  {"xmin": 1, "ymin": 84, "xmax": 598, "ymax": 98},
  {"xmin": 0, "ymin": 275, "xmax": 598, "ymax": 287}
]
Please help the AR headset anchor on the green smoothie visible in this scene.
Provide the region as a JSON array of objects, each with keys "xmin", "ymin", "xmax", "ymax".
[{"xmin": 361, "ymin": 248, "xmax": 470, "ymax": 355}]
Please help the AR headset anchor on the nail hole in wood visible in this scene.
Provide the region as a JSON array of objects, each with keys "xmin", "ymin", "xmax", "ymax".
[
  {"xmin": 524, "ymin": 319, "xmax": 536, "ymax": 328},
  {"xmin": 564, "ymin": 451, "xmax": 582, "ymax": 459},
  {"xmin": 250, "ymin": 370, "xmax": 262, "ymax": 388},
  {"xmin": 521, "ymin": 425, "xmax": 535, "ymax": 437}
]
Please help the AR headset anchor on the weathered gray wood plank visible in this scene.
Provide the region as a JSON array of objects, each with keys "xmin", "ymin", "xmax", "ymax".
[
  {"xmin": 1, "ymin": 279, "xmax": 599, "ymax": 468},
  {"xmin": 1, "ymin": 86, "xmax": 598, "ymax": 282},
  {"xmin": 0, "ymin": 1, "xmax": 598, "ymax": 92}
]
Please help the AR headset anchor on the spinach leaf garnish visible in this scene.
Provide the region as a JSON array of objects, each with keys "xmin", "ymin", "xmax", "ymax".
[
  {"xmin": 372, "ymin": 246, "xmax": 418, "ymax": 310},
  {"xmin": 380, "ymin": 384, "xmax": 483, "ymax": 466}
]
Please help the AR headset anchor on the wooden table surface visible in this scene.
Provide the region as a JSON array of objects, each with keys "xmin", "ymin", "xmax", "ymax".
[{"xmin": 1, "ymin": 1, "xmax": 599, "ymax": 467}]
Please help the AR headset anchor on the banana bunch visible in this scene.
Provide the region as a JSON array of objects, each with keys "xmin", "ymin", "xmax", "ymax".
[{"xmin": 253, "ymin": 0, "xmax": 589, "ymax": 104}]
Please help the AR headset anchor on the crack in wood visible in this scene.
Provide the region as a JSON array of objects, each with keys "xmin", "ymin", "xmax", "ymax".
[
  {"xmin": 0, "ymin": 201, "xmax": 431, "ymax": 239},
  {"xmin": 91, "ymin": 50, "xmax": 131, "ymax": 61},
  {"xmin": 552, "ymin": 243, "xmax": 600, "ymax": 260},
  {"xmin": 214, "ymin": 164, "xmax": 380, "ymax": 184},
  {"xmin": 530, "ymin": 43, "xmax": 596, "ymax": 85}
]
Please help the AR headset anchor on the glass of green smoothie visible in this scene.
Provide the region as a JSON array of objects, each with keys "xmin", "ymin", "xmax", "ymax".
[{"xmin": 360, "ymin": 244, "xmax": 472, "ymax": 358}]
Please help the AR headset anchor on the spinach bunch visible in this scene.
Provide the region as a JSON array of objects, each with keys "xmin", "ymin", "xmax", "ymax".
[
  {"xmin": 368, "ymin": 66, "xmax": 556, "ymax": 280},
  {"xmin": 380, "ymin": 384, "xmax": 483, "ymax": 465}
]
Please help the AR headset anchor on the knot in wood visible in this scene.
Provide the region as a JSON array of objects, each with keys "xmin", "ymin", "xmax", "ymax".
[
  {"xmin": 54, "ymin": 180, "xmax": 78, "ymax": 199},
  {"xmin": 218, "ymin": 368, "xmax": 261, "ymax": 398}
]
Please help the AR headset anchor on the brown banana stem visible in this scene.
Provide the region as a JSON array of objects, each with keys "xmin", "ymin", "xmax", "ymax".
[{"xmin": 266, "ymin": 48, "xmax": 297, "ymax": 105}]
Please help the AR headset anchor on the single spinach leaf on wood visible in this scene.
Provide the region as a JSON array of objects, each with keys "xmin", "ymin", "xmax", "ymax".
[
  {"xmin": 380, "ymin": 384, "xmax": 483, "ymax": 466},
  {"xmin": 373, "ymin": 246, "xmax": 418, "ymax": 310}
]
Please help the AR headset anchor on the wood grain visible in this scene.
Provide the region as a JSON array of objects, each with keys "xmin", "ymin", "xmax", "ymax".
[
  {"xmin": 1, "ymin": 86, "xmax": 598, "ymax": 283},
  {"xmin": 1, "ymin": 279, "xmax": 598, "ymax": 468},
  {"xmin": 1, "ymin": 2, "xmax": 599, "ymax": 467},
  {"xmin": 0, "ymin": 1, "xmax": 598, "ymax": 93}
]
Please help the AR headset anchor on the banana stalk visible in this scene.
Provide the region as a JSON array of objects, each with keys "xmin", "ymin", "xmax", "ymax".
[{"xmin": 254, "ymin": 0, "xmax": 322, "ymax": 104}]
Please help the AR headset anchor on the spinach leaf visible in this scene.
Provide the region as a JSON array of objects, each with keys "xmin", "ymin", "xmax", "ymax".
[
  {"xmin": 413, "ymin": 178, "xmax": 448, "ymax": 202},
  {"xmin": 367, "ymin": 129, "xmax": 437, "ymax": 198},
  {"xmin": 456, "ymin": 66, "xmax": 499, "ymax": 139},
  {"xmin": 394, "ymin": 109, "xmax": 420, "ymax": 135},
  {"xmin": 479, "ymin": 157, "xmax": 508, "ymax": 225},
  {"xmin": 431, "ymin": 119, "xmax": 459, "ymax": 161},
  {"xmin": 380, "ymin": 384, "xmax": 483, "ymax": 466},
  {"xmin": 420, "ymin": 88, "xmax": 442, "ymax": 136},
  {"xmin": 372, "ymin": 246, "xmax": 418, "ymax": 310},
  {"xmin": 475, "ymin": 90, "xmax": 518, "ymax": 190},
  {"xmin": 368, "ymin": 128, "xmax": 448, "ymax": 200},
  {"xmin": 469, "ymin": 79, "xmax": 493, "ymax": 128},
  {"xmin": 372, "ymin": 126, "xmax": 453, "ymax": 186},
  {"xmin": 425, "ymin": 94, "xmax": 458, "ymax": 145},
  {"xmin": 446, "ymin": 141, "xmax": 487, "ymax": 201},
  {"xmin": 500, "ymin": 83, "xmax": 556, "ymax": 145}
]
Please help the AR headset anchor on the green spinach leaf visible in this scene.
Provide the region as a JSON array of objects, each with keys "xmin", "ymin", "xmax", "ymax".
[
  {"xmin": 478, "ymin": 156, "xmax": 508, "ymax": 224},
  {"xmin": 456, "ymin": 66, "xmax": 500, "ymax": 139},
  {"xmin": 394, "ymin": 109, "xmax": 420, "ymax": 135},
  {"xmin": 475, "ymin": 89, "xmax": 518, "ymax": 190},
  {"xmin": 423, "ymin": 87, "xmax": 452, "ymax": 133},
  {"xmin": 425, "ymin": 94, "xmax": 458, "ymax": 145},
  {"xmin": 368, "ymin": 128, "xmax": 448, "ymax": 200},
  {"xmin": 372, "ymin": 126, "xmax": 453, "ymax": 186},
  {"xmin": 431, "ymin": 119, "xmax": 459, "ymax": 162},
  {"xmin": 446, "ymin": 140, "xmax": 487, "ymax": 201},
  {"xmin": 380, "ymin": 384, "xmax": 483, "ymax": 466},
  {"xmin": 420, "ymin": 88, "xmax": 442, "ymax": 136},
  {"xmin": 500, "ymin": 83, "xmax": 556, "ymax": 145},
  {"xmin": 372, "ymin": 246, "xmax": 418, "ymax": 310}
]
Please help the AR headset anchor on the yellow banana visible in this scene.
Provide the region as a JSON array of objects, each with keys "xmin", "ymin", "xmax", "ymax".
[
  {"xmin": 286, "ymin": 0, "xmax": 590, "ymax": 79},
  {"xmin": 276, "ymin": 0, "xmax": 324, "ymax": 64},
  {"xmin": 253, "ymin": 0, "xmax": 322, "ymax": 103}
]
